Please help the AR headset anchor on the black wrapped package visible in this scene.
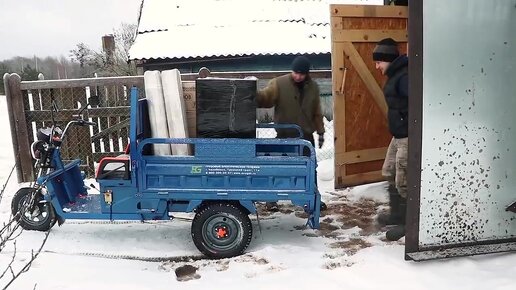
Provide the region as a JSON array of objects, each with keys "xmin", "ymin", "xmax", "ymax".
[{"xmin": 196, "ymin": 78, "xmax": 257, "ymax": 138}]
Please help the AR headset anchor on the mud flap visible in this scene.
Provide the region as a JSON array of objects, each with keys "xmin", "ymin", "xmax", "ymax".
[
  {"xmin": 56, "ymin": 213, "xmax": 65, "ymax": 226},
  {"xmin": 307, "ymin": 189, "xmax": 321, "ymax": 229},
  {"xmin": 238, "ymin": 200, "xmax": 256, "ymax": 214}
]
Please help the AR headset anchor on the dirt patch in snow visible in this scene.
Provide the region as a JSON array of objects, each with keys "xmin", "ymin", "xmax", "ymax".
[
  {"xmin": 258, "ymin": 194, "xmax": 387, "ymax": 261},
  {"xmin": 257, "ymin": 203, "xmax": 301, "ymax": 217},
  {"xmin": 330, "ymin": 198, "xmax": 384, "ymax": 236},
  {"xmin": 294, "ymin": 197, "xmax": 384, "ymax": 238},
  {"xmin": 329, "ymin": 238, "xmax": 373, "ymax": 256},
  {"xmin": 317, "ymin": 221, "xmax": 342, "ymax": 238},
  {"xmin": 160, "ymin": 253, "xmax": 271, "ymax": 280},
  {"xmin": 175, "ymin": 265, "xmax": 200, "ymax": 282},
  {"xmin": 323, "ymin": 259, "xmax": 355, "ymax": 270},
  {"xmin": 320, "ymin": 237, "xmax": 373, "ymax": 270}
]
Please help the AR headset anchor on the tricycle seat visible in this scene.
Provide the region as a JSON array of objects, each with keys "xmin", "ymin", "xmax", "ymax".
[{"xmin": 96, "ymin": 155, "xmax": 130, "ymax": 180}]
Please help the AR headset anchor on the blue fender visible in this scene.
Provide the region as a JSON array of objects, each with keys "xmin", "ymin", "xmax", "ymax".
[
  {"xmin": 186, "ymin": 200, "xmax": 256, "ymax": 215},
  {"xmin": 238, "ymin": 200, "xmax": 256, "ymax": 214}
]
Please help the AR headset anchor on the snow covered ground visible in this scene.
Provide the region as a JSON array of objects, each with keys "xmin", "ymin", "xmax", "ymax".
[{"xmin": 0, "ymin": 95, "xmax": 515, "ymax": 290}]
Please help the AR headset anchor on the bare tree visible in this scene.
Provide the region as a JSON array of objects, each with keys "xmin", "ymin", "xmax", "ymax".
[
  {"xmin": 69, "ymin": 23, "xmax": 137, "ymax": 77},
  {"xmin": 69, "ymin": 43, "xmax": 96, "ymax": 77},
  {"xmin": 0, "ymin": 168, "xmax": 50, "ymax": 289},
  {"xmin": 112, "ymin": 23, "xmax": 138, "ymax": 76},
  {"xmin": 0, "ymin": 56, "xmax": 85, "ymax": 80},
  {"xmin": 98, "ymin": 22, "xmax": 137, "ymax": 76},
  {"xmin": 1, "ymin": 229, "xmax": 50, "ymax": 290},
  {"xmin": 69, "ymin": 43, "xmax": 93, "ymax": 69}
]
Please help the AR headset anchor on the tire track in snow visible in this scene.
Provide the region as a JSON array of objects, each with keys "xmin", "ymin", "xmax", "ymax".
[{"xmin": 42, "ymin": 250, "xmax": 206, "ymax": 263}]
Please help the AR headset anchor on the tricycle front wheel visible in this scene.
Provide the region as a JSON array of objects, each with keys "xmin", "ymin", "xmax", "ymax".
[
  {"xmin": 191, "ymin": 203, "xmax": 252, "ymax": 259},
  {"xmin": 11, "ymin": 187, "xmax": 56, "ymax": 231}
]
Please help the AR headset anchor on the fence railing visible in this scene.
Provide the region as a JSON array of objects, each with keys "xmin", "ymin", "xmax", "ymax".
[{"xmin": 3, "ymin": 68, "xmax": 333, "ymax": 183}]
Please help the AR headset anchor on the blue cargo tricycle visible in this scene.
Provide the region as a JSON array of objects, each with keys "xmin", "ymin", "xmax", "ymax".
[{"xmin": 11, "ymin": 87, "xmax": 321, "ymax": 258}]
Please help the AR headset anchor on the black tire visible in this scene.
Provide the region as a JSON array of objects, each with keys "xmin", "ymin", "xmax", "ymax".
[
  {"xmin": 191, "ymin": 203, "xmax": 252, "ymax": 259},
  {"xmin": 11, "ymin": 187, "xmax": 56, "ymax": 231}
]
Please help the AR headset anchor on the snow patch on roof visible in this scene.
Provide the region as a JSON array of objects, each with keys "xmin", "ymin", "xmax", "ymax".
[{"xmin": 130, "ymin": 0, "xmax": 383, "ymax": 60}]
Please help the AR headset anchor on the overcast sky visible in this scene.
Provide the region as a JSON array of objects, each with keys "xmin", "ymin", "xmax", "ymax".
[{"xmin": 0, "ymin": 0, "xmax": 142, "ymax": 60}]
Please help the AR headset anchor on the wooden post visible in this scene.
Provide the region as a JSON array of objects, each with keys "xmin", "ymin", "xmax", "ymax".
[
  {"xmin": 7, "ymin": 74, "xmax": 33, "ymax": 182},
  {"xmin": 198, "ymin": 67, "xmax": 211, "ymax": 78},
  {"xmin": 4, "ymin": 73, "xmax": 23, "ymax": 182}
]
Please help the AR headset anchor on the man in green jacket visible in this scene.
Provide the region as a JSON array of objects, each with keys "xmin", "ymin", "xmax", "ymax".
[
  {"xmin": 257, "ymin": 56, "xmax": 326, "ymax": 152},
  {"xmin": 257, "ymin": 56, "xmax": 326, "ymax": 211}
]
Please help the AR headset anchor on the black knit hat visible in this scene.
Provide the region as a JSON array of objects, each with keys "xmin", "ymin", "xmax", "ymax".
[
  {"xmin": 373, "ymin": 38, "xmax": 399, "ymax": 62},
  {"xmin": 291, "ymin": 56, "xmax": 311, "ymax": 74}
]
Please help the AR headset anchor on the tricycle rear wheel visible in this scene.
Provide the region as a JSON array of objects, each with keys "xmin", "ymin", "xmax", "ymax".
[
  {"xmin": 191, "ymin": 203, "xmax": 252, "ymax": 259},
  {"xmin": 11, "ymin": 187, "xmax": 56, "ymax": 231}
]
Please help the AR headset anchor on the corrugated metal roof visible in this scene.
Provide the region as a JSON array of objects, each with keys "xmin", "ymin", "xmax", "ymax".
[{"xmin": 129, "ymin": 0, "xmax": 383, "ymax": 60}]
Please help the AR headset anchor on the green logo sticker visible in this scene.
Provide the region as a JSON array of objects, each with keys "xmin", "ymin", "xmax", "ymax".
[{"xmin": 191, "ymin": 166, "xmax": 202, "ymax": 174}]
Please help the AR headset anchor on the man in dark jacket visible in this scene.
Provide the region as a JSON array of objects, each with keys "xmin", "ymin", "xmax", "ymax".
[
  {"xmin": 257, "ymin": 56, "xmax": 326, "ymax": 211},
  {"xmin": 257, "ymin": 56, "xmax": 326, "ymax": 150},
  {"xmin": 373, "ymin": 38, "xmax": 408, "ymax": 241}
]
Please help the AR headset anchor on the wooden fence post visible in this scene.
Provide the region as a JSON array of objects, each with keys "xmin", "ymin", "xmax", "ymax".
[
  {"xmin": 198, "ymin": 67, "xmax": 211, "ymax": 78},
  {"xmin": 4, "ymin": 73, "xmax": 23, "ymax": 182},
  {"xmin": 7, "ymin": 74, "xmax": 33, "ymax": 182}
]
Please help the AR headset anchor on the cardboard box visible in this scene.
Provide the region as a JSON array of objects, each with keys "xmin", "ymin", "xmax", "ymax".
[{"xmin": 182, "ymin": 81, "xmax": 196, "ymax": 137}]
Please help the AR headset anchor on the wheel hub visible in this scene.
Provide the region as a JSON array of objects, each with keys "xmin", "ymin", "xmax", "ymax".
[
  {"xmin": 192, "ymin": 204, "xmax": 252, "ymax": 258},
  {"xmin": 215, "ymin": 226, "xmax": 230, "ymax": 239},
  {"xmin": 20, "ymin": 195, "xmax": 49, "ymax": 224},
  {"xmin": 202, "ymin": 214, "xmax": 241, "ymax": 251}
]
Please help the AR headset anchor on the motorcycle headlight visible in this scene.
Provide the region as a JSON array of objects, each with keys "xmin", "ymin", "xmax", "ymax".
[{"xmin": 30, "ymin": 141, "xmax": 47, "ymax": 160}]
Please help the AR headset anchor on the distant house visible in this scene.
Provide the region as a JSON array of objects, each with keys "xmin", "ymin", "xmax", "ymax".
[
  {"xmin": 129, "ymin": 0, "xmax": 382, "ymax": 73},
  {"xmin": 129, "ymin": 0, "xmax": 383, "ymax": 121}
]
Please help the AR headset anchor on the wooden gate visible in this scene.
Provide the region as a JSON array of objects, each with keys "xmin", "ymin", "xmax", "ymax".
[{"xmin": 330, "ymin": 5, "xmax": 408, "ymax": 188}]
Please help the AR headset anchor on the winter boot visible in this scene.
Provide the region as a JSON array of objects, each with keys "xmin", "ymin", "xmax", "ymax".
[
  {"xmin": 386, "ymin": 225, "xmax": 406, "ymax": 241},
  {"xmin": 377, "ymin": 184, "xmax": 404, "ymax": 226},
  {"xmin": 386, "ymin": 201, "xmax": 407, "ymax": 241}
]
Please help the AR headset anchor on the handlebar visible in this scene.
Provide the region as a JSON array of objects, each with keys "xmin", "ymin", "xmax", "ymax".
[
  {"xmin": 59, "ymin": 119, "xmax": 97, "ymax": 146},
  {"xmin": 78, "ymin": 120, "xmax": 97, "ymax": 127}
]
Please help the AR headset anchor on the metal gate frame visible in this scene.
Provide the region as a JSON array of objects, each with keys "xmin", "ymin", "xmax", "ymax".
[{"xmin": 405, "ymin": 0, "xmax": 516, "ymax": 261}]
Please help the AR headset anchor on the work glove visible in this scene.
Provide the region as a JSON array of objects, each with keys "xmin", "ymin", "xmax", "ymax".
[{"xmin": 318, "ymin": 134, "xmax": 324, "ymax": 149}]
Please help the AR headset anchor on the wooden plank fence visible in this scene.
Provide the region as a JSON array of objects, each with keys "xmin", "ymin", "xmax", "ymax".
[{"xmin": 3, "ymin": 69, "xmax": 332, "ymax": 183}]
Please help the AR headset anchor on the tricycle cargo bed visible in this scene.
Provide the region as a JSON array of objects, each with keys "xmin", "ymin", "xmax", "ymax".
[
  {"xmin": 135, "ymin": 138, "xmax": 317, "ymax": 201},
  {"xmin": 92, "ymin": 136, "xmax": 321, "ymax": 229},
  {"xmin": 142, "ymin": 157, "xmax": 313, "ymax": 194}
]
